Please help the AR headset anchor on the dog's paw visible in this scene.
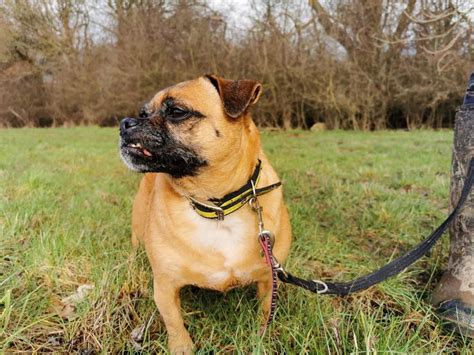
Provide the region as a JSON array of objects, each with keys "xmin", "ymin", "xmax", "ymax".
[{"xmin": 169, "ymin": 334, "xmax": 194, "ymax": 355}]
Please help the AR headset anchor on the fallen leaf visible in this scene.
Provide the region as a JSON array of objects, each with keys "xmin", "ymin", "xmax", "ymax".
[
  {"xmin": 59, "ymin": 303, "xmax": 76, "ymax": 319},
  {"xmin": 51, "ymin": 284, "xmax": 94, "ymax": 319},
  {"xmin": 131, "ymin": 323, "xmax": 146, "ymax": 351},
  {"xmin": 130, "ymin": 312, "xmax": 156, "ymax": 351},
  {"xmin": 61, "ymin": 284, "xmax": 94, "ymax": 305},
  {"xmin": 47, "ymin": 335, "xmax": 62, "ymax": 346}
]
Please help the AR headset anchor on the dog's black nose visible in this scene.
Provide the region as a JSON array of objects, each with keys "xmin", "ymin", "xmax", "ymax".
[{"xmin": 120, "ymin": 117, "xmax": 139, "ymax": 132}]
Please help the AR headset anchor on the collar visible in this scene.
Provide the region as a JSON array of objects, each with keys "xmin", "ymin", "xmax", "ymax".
[{"xmin": 187, "ymin": 160, "xmax": 281, "ymax": 220}]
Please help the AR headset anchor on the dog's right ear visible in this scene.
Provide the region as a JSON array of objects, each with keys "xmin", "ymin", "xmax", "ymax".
[{"xmin": 205, "ymin": 74, "xmax": 262, "ymax": 119}]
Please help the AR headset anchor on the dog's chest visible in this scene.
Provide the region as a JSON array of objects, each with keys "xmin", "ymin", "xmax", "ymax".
[{"xmin": 186, "ymin": 211, "xmax": 262, "ymax": 289}]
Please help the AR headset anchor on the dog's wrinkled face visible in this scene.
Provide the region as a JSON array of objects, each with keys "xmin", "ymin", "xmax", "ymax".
[{"xmin": 119, "ymin": 75, "xmax": 262, "ymax": 178}]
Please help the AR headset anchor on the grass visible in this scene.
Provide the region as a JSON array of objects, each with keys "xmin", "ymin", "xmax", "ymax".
[{"xmin": 1, "ymin": 127, "xmax": 472, "ymax": 353}]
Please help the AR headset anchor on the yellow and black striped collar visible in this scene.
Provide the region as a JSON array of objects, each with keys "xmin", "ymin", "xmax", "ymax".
[{"xmin": 187, "ymin": 160, "xmax": 281, "ymax": 220}]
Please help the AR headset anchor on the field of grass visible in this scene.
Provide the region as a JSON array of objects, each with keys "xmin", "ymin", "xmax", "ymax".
[{"xmin": 1, "ymin": 127, "xmax": 472, "ymax": 353}]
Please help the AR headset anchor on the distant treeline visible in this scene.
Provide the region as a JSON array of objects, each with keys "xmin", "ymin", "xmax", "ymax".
[{"xmin": 0, "ymin": 0, "xmax": 472, "ymax": 129}]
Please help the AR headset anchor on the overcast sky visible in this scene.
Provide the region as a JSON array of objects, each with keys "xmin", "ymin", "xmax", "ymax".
[{"xmin": 208, "ymin": 0, "xmax": 254, "ymax": 29}]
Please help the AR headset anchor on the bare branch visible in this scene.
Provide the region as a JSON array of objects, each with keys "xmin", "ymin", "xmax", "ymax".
[{"xmin": 420, "ymin": 30, "xmax": 463, "ymax": 55}]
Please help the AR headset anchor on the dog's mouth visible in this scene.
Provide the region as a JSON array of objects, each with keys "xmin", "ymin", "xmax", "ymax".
[
  {"xmin": 125, "ymin": 142, "xmax": 153, "ymax": 157},
  {"xmin": 119, "ymin": 123, "xmax": 207, "ymax": 177}
]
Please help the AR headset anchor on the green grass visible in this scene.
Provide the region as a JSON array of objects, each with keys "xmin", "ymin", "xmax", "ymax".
[{"xmin": 1, "ymin": 127, "xmax": 472, "ymax": 353}]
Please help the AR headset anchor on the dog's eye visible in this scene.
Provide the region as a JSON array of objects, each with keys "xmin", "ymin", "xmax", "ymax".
[{"xmin": 168, "ymin": 107, "xmax": 190, "ymax": 121}]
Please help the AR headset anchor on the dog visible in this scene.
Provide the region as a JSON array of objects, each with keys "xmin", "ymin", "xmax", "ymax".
[{"xmin": 119, "ymin": 75, "xmax": 292, "ymax": 353}]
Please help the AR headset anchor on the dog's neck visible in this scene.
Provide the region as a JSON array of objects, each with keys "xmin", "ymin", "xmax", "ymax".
[{"xmin": 169, "ymin": 116, "xmax": 261, "ymax": 201}]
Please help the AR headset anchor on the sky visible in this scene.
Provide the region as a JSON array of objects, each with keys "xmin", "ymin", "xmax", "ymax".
[{"xmin": 207, "ymin": 0, "xmax": 254, "ymax": 30}]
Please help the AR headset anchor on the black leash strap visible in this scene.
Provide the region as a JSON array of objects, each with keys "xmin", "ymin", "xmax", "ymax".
[{"xmin": 277, "ymin": 158, "xmax": 474, "ymax": 296}]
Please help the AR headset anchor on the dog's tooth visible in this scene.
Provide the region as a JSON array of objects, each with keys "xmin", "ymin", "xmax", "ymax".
[{"xmin": 136, "ymin": 143, "xmax": 142, "ymax": 148}]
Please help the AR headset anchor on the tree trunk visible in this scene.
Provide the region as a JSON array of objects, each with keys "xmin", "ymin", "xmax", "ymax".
[{"xmin": 432, "ymin": 72, "xmax": 474, "ymax": 337}]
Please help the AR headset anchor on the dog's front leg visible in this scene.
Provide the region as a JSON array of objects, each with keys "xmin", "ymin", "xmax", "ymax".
[
  {"xmin": 257, "ymin": 277, "xmax": 273, "ymax": 321},
  {"xmin": 153, "ymin": 279, "xmax": 193, "ymax": 354}
]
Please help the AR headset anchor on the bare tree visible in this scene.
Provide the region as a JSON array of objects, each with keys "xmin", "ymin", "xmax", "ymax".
[{"xmin": 0, "ymin": 0, "xmax": 472, "ymax": 128}]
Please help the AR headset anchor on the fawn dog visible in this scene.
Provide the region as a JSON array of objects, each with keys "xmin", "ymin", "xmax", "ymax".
[{"xmin": 119, "ymin": 75, "xmax": 291, "ymax": 353}]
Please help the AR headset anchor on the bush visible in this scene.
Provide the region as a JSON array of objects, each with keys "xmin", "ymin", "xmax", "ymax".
[{"xmin": 0, "ymin": 0, "xmax": 472, "ymax": 129}]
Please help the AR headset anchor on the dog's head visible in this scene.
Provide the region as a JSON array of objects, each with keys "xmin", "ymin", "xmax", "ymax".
[{"xmin": 119, "ymin": 75, "xmax": 262, "ymax": 178}]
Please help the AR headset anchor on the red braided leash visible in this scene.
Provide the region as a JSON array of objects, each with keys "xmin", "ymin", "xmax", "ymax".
[
  {"xmin": 258, "ymin": 233, "xmax": 278, "ymax": 335},
  {"xmin": 249, "ymin": 180, "xmax": 282, "ymax": 335}
]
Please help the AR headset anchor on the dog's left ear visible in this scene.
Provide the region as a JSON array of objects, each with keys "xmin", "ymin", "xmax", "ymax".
[{"xmin": 205, "ymin": 74, "xmax": 262, "ymax": 119}]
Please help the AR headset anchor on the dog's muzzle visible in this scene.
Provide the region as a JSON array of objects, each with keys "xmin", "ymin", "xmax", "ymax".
[{"xmin": 118, "ymin": 116, "xmax": 207, "ymax": 177}]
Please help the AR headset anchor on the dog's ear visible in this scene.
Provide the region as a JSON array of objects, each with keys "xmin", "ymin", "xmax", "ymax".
[{"xmin": 205, "ymin": 74, "xmax": 262, "ymax": 119}]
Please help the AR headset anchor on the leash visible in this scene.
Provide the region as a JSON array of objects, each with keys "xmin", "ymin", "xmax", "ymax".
[
  {"xmin": 248, "ymin": 183, "xmax": 279, "ymax": 334},
  {"xmin": 275, "ymin": 158, "xmax": 473, "ymax": 296},
  {"xmin": 185, "ymin": 159, "xmax": 283, "ymax": 332},
  {"xmin": 188, "ymin": 157, "xmax": 473, "ymax": 330},
  {"xmin": 248, "ymin": 157, "xmax": 473, "ymax": 331}
]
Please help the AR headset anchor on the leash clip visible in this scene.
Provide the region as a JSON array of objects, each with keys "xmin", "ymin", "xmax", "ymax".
[
  {"xmin": 250, "ymin": 180, "xmax": 265, "ymax": 234},
  {"xmin": 273, "ymin": 261, "xmax": 287, "ymax": 275}
]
